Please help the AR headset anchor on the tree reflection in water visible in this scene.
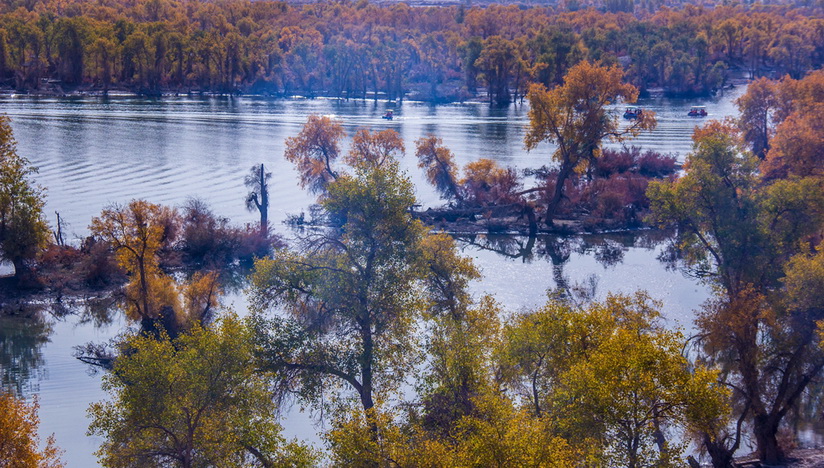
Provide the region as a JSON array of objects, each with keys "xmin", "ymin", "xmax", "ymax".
[
  {"xmin": 454, "ymin": 231, "xmax": 673, "ymax": 301},
  {"xmin": 0, "ymin": 306, "xmax": 53, "ymax": 395}
]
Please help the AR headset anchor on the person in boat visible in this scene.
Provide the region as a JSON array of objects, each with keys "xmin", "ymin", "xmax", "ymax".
[
  {"xmin": 624, "ymin": 107, "xmax": 642, "ymax": 119},
  {"xmin": 688, "ymin": 106, "xmax": 707, "ymax": 117},
  {"xmin": 382, "ymin": 110, "xmax": 394, "ymax": 120}
]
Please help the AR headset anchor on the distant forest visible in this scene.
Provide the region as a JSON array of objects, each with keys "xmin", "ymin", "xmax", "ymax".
[{"xmin": 0, "ymin": 0, "xmax": 822, "ymax": 102}]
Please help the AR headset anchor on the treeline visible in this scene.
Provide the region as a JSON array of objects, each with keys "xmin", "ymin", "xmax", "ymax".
[{"xmin": 0, "ymin": 0, "xmax": 822, "ymax": 101}]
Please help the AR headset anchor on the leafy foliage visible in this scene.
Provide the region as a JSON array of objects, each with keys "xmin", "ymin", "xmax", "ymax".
[
  {"xmin": 525, "ymin": 61, "xmax": 655, "ymax": 224},
  {"xmin": 0, "ymin": 392, "xmax": 64, "ymax": 467},
  {"xmin": 283, "ymin": 115, "xmax": 344, "ymax": 194},
  {"xmin": 88, "ymin": 315, "xmax": 316, "ymax": 468},
  {"xmin": 0, "ymin": 116, "xmax": 49, "ymax": 276}
]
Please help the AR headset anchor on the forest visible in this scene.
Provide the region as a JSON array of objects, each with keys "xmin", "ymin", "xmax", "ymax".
[
  {"xmin": 0, "ymin": 53, "xmax": 822, "ymax": 466},
  {"xmin": 0, "ymin": 0, "xmax": 823, "ymax": 102}
]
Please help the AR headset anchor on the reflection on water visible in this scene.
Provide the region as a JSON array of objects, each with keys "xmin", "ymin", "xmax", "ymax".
[
  {"xmin": 0, "ymin": 310, "xmax": 52, "ymax": 395},
  {"xmin": 0, "ymin": 88, "xmax": 744, "ymax": 240},
  {"xmin": 0, "ymin": 90, "xmax": 747, "ymax": 466},
  {"xmin": 458, "ymin": 230, "xmax": 675, "ymax": 302}
]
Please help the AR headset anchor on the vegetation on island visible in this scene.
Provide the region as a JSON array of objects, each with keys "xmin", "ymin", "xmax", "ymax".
[
  {"xmin": 0, "ymin": 38, "xmax": 822, "ymax": 468},
  {"xmin": 0, "ymin": 0, "xmax": 822, "ymax": 102}
]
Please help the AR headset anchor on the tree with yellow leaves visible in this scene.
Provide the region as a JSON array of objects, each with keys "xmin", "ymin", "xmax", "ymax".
[
  {"xmin": 90, "ymin": 200, "xmax": 174, "ymax": 325},
  {"xmin": 0, "ymin": 392, "xmax": 64, "ymax": 467},
  {"xmin": 525, "ymin": 61, "xmax": 656, "ymax": 226}
]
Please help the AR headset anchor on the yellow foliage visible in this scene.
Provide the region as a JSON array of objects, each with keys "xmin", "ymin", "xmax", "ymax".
[{"xmin": 0, "ymin": 392, "xmax": 64, "ymax": 468}]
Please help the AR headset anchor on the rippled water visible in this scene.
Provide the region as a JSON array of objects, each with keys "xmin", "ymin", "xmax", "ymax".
[{"xmin": 0, "ymin": 87, "xmax": 745, "ymax": 466}]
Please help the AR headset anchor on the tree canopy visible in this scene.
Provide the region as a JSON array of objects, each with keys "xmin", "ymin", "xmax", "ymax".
[
  {"xmin": 0, "ymin": 116, "xmax": 49, "ymax": 277},
  {"xmin": 88, "ymin": 315, "xmax": 316, "ymax": 468}
]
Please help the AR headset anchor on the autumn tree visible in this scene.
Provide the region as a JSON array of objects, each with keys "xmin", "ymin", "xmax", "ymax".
[
  {"xmin": 417, "ymin": 233, "xmax": 492, "ymax": 434},
  {"xmin": 460, "ymin": 158, "xmax": 521, "ymax": 207},
  {"xmin": 414, "ymin": 136, "xmax": 462, "ymax": 204},
  {"xmin": 648, "ymin": 121, "xmax": 824, "ymax": 465},
  {"xmin": 250, "ymin": 159, "xmax": 429, "ymax": 418},
  {"xmin": 736, "ymin": 77, "xmax": 777, "ymax": 159},
  {"xmin": 497, "ymin": 293, "xmax": 726, "ymax": 468},
  {"xmin": 525, "ymin": 61, "xmax": 656, "ymax": 226},
  {"xmin": 0, "ymin": 115, "xmax": 49, "ymax": 278},
  {"xmin": 761, "ymin": 105, "xmax": 824, "ymax": 180},
  {"xmin": 326, "ymin": 391, "xmax": 578, "ymax": 468},
  {"xmin": 88, "ymin": 315, "xmax": 316, "ymax": 468},
  {"xmin": 283, "ymin": 114, "xmax": 344, "ymax": 193},
  {"xmin": 0, "ymin": 392, "xmax": 63, "ymax": 468},
  {"xmin": 344, "ymin": 128, "xmax": 404, "ymax": 169},
  {"xmin": 244, "ymin": 163, "xmax": 270, "ymax": 236},
  {"xmin": 90, "ymin": 200, "xmax": 175, "ymax": 326}
]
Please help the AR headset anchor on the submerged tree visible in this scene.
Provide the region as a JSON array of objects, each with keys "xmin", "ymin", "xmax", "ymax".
[
  {"xmin": 0, "ymin": 115, "xmax": 49, "ymax": 278},
  {"xmin": 283, "ymin": 114, "xmax": 344, "ymax": 193},
  {"xmin": 414, "ymin": 136, "xmax": 462, "ymax": 203},
  {"xmin": 90, "ymin": 200, "xmax": 175, "ymax": 326},
  {"xmin": 88, "ymin": 315, "xmax": 315, "ymax": 468},
  {"xmin": 525, "ymin": 61, "xmax": 656, "ymax": 226},
  {"xmin": 244, "ymin": 163, "xmax": 271, "ymax": 236},
  {"xmin": 345, "ymin": 128, "xmax": 404, "ymax": 169}
]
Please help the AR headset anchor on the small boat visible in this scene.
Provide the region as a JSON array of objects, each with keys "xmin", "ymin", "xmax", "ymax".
[
  {"xmin": 382, "ymin": 110, "xmax": 394, "ymax": 120},
  {"xmin": 688, "ymin": 105, "xmax": 707, "ymax": 117},
  {"xmin": 624, "ymin": 107, "xmax": 643, "ymax": 119}
]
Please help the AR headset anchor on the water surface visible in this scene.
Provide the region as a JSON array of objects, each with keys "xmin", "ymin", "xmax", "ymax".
[{"xmin": 0, "ymin": 88, "xmax": 745, "ymax": 465}]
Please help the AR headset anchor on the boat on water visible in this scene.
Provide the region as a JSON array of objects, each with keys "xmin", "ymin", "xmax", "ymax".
[
  {"xmin": 382, "ymin": 110, "xmax": 394, "ymax": 120},
  {"xmin": 688, "ymin": 105, "xmax": 707, "ymax": 117},
  {"xmin": 624, "ymin": 106, "xmax": 643, "ymax": 119}
]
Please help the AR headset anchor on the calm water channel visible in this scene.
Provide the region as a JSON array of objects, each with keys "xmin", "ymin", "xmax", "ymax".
[{"xmin": 1, "ymin": 87, "xmax": 746, "ymax": 466}]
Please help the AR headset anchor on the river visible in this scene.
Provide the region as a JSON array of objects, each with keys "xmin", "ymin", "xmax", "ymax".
[{"xmin": 0, "ymin": 87, "xmax": 745, "ymax": 466}]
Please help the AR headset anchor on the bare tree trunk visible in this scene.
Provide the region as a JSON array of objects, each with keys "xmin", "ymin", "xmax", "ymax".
[
  {"xmin": 545, "ymin": 160, "xmax": 574, "ymax": 227},
  {"xmin": 258, "ymin": 164, "xmax": 268, "ymax": 237}
]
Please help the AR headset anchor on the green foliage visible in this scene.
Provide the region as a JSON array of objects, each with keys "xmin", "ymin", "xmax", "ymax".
[
  {"xmin": 88, "ymin": 315, "xmax": 316, "ymax": 468},
  {"xmin": 648, "ymin": 115, "xmax": 824, "ymax": 464},
  {"xmin": 0, "ymin": 115, "xmax": 49, "ymax": 275},
  {"xmin": 498, "ymin": 293, "xmax": 727, "ymax": 468},
  {"xmin": 326, "ymin": 393, "xmax": 579, "ymax": 468},
  {"xmin": 647, "ymin": 121, "xmax": 764, "ymax": 293},
  {"xmin": 250, "ymin": 158, "xmax": 429, "ymax": 413}
]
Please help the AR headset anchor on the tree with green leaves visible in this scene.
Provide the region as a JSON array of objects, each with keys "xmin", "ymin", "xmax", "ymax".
[
  {"xmin": 88, "ymin": 315, "xmax": 315, "ymax": 468},
  {"xmin": 250, "ymin": 158, "xmax": 427, "ymax": 416},
  {"xmin": 647, "ymin": 121, "xmax": 824, "ymax": 465},
  {"xmin": 0, "ymin": 115, "xmax": 49, "ymax": 278},
  {"xmin": 497, "ymin": 293, "xmax": 726, "ymax": 468}
]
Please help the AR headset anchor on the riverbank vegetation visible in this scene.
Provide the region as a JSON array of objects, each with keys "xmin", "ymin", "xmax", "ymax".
[
  {"xmin": 0, "ymin": 391, "xmax": 63, "ymax": 467},
  {"xmin": 0, "ymin": 0, "xmax": 822, "ymax": 101},
  {"xmin": 0, "ymin": 62, "xmax": 822, "ymax": 467}
]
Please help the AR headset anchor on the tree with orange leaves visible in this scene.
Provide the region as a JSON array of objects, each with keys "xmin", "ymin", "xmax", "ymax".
[
  {"xmin": 283, "ymin": 115, "xmax": 345, "ymax": 194},
  {"xmin": 345, "ymin": 128, "xmax": 405, "ymax": 170},
  {"xmin": 0, "ymin": 392, "xmax": 64, "ymax": 467},
  {"xmin": 525, "ymin": 61, "xmax": 656, "ymax": 226},
  {"xmin": 648, "ymin": 120, "xmax": 824, "ymax": 466}
]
